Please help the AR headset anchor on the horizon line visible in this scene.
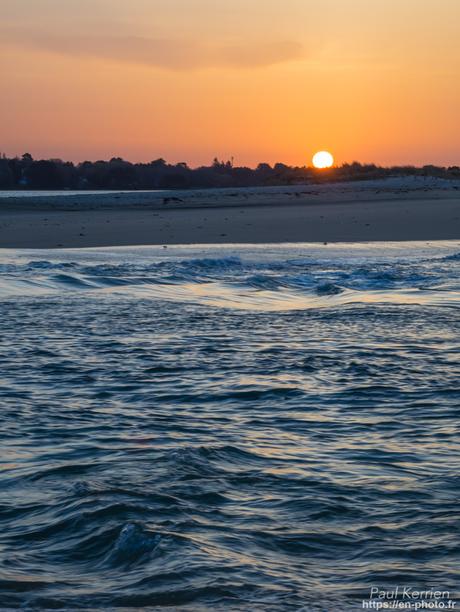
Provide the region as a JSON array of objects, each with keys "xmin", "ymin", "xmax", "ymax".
[{"xmin": 2, "ymin": 153, "xmax": 459, "ymax": 171}]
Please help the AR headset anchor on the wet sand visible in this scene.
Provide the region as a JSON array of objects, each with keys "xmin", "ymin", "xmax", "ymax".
[{"xmin": 1, "ymin": 180, "xmax": 459, "ymax": 248}]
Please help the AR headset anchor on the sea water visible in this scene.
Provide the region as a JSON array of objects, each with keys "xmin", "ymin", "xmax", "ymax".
[
  {"xmin": 0, "ymin": 242, "xmax": 459, "ymax": 610},
  {"xmin": 0, "ymin": 190, "xmax": 163, "ymax": 198}
]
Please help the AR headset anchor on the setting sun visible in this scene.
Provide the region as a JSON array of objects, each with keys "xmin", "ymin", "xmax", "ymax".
[{"xmin": 312, "ymin": 151, "xmax": 334, "ymax": 169}]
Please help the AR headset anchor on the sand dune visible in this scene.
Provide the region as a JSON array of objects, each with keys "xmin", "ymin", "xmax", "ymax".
[{"xmin": 1, "ymin": 178, "xmax": 459, "ymax": 248}]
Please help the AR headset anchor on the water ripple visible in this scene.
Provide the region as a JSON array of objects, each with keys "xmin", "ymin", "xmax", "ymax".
[{"xmin": 0, "ymin": 242, "xmax": 458, "ymax": 610}]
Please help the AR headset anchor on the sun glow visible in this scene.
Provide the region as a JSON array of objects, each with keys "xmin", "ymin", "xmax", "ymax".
[{"xmin": 312, "ymin": 151, "xmax": 334, "ymax": 169}]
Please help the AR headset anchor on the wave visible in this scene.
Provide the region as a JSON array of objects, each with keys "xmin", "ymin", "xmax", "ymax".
[
  {"xmin": 0, "ymin": 275, "xmax": 457, "ymax": 310},
  {"xmin": 440, "ymin": 251, "xmax": 460, "ymax": 261},
  {"xmin": 1, "ymin": 242, "xmax": 459, "ymax": 610},
  {"xmin": 0, "ymin": 247, "xmax": 458, "ymax": 310}
]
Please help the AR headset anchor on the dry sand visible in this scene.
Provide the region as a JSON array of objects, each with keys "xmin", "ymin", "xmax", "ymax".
[{"xmin": 1, "ymin": 178, "xmax": 459, "ymax": 248}]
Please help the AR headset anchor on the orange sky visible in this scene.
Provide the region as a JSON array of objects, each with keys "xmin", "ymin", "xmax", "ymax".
[{"xmin": 1, "ymin": 0, "xmax": 459, "ymax": 167}]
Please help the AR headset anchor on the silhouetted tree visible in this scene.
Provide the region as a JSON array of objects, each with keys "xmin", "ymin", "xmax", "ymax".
[
  {"xmin": 0, "ymin": 159, "xmax": 13, "ymax": 188},
  {"xmin": 27, "ymin": 161, "xmax": 63, "ymax": 189},
  {"xmin": 0, "ymin": 154, "xmax": 458, "ymax": 191}
]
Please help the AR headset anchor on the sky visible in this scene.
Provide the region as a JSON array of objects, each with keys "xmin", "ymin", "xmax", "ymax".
[{"xmin": 1, "ymin": 0, "xmax": 459, "ymax": 167}]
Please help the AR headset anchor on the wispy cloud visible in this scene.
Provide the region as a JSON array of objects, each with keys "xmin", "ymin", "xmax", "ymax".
[{"xmin": 0, "ymin": 27, "xmax": 304, "ymax": 70}]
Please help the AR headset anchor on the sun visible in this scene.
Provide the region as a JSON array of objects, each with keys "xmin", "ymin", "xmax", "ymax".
[{"xmin": 312, "ymin": 151, "xmax": 334, "ymax": 169}]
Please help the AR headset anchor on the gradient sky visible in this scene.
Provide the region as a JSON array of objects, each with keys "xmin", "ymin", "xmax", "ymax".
[{"xmin": 1, "ymin": 0, "xmax": 459, "ymax": 166}]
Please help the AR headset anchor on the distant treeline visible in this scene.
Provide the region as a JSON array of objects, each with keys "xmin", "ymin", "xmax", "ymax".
[{"xmin": 1, "ymin": 153, "xmax": 460, "ymax": 190}]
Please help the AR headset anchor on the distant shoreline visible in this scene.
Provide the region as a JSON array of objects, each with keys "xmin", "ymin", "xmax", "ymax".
[{"xmin": 1, "ymin": 179, "xmax": 459, "ymax": 248}]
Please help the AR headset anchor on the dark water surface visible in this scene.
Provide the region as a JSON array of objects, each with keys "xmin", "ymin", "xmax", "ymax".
[{"xmin": 0, "ymin": 242, "xmax": 459, "ymax": 610}]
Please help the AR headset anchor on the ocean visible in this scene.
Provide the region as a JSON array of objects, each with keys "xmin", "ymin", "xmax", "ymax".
[{"xmin": 0, "ymin": 242, "xmax": 459, "ymax": 610}]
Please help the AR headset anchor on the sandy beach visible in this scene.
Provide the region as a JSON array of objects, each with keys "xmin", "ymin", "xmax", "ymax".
[{"xmin": 1, "ymin": 178, "xmax": 459, "ymax": 248}]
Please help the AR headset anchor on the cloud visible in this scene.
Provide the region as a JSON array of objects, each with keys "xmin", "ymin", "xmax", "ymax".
[
  {"xmin": 219, "ymin": 41, "xmax": 304, "ymax": 68},
  {"xmin": 0, "ymin": 27, "xmax": 304, "ymax": 70}
]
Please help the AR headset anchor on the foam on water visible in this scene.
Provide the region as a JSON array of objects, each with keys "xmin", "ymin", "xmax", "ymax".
[{"xmin": 0, "ymin": 242, "xmax": 459, "ymax": 610}]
